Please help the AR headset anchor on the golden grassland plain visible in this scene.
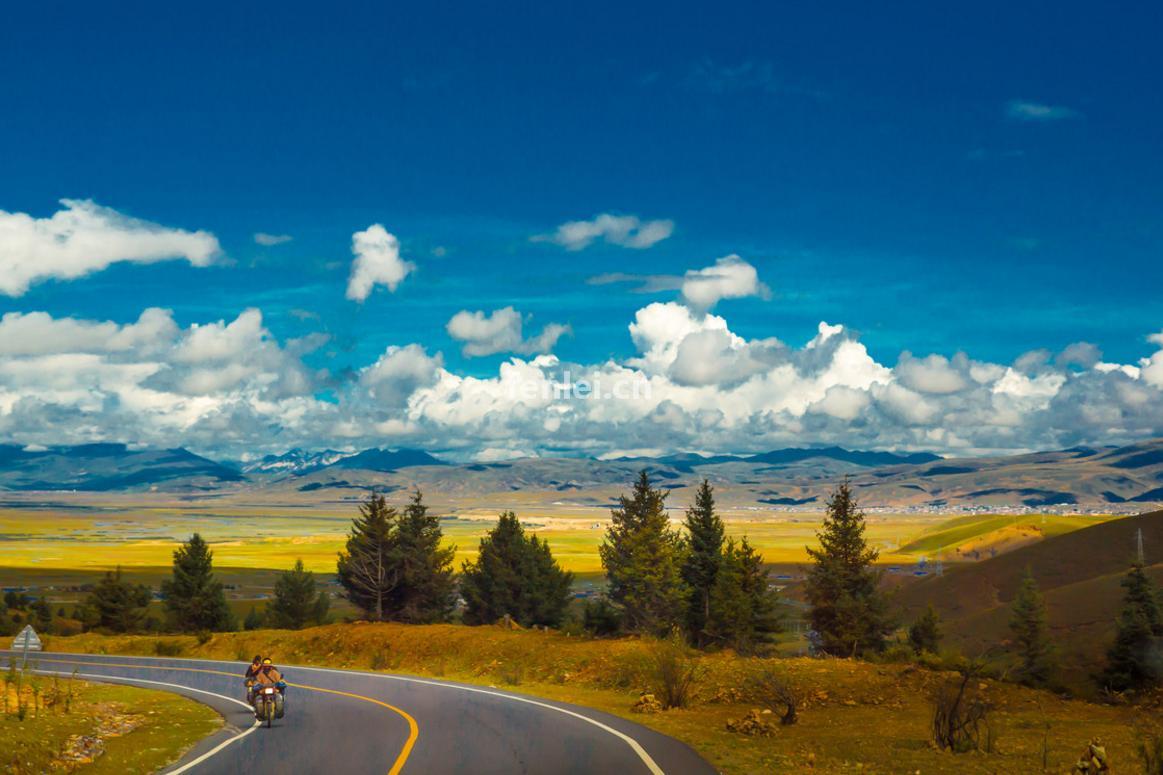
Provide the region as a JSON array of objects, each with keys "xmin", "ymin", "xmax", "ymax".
[
  {"xmin": 0, "ymin": 676, "xmax": 221, "ymax": 774},
  {"xmin": 44, "ymin": 623, "xmax": 1163, "ymax": 775},
  {"xmin": 0, "ymin": 500, "xmax": 1120, "ymax": 575}
]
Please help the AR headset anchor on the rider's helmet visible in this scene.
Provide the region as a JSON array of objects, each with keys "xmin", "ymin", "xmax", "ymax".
[
  {"xmin": 262, "ymin": 657, "xmax": 273, "ymax": 666},
  {"xmin": 252, "ymin": 654, "xmax": 262, "ymax": 663}
]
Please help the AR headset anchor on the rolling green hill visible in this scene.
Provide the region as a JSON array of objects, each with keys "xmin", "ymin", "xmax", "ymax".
[{"xmin": 897, "ymin": 508, "xmax": 1163, "ymax": 692}]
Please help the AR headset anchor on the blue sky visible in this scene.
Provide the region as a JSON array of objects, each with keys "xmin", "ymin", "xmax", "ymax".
[{"xmin": 0, "ymin": 1, "xmax": 1161, "ymax": 458}]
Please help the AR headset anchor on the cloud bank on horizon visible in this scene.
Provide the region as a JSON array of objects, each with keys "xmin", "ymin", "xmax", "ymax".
[{"xmin": 0, "ymin": 199, "xmax": 1160, "ymax": 461}]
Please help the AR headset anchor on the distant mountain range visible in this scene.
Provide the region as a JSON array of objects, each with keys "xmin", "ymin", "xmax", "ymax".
[
  {"xmin": 0, "ymin": 443, "xmax": 243, "ymax": 491},
  {"xmin": 1, "ymin": 440, "xmax": 1162, "ymax": 509},
  {"xmin": 242, "ymin": 447, "xmax": 446, "ymax": 476}
]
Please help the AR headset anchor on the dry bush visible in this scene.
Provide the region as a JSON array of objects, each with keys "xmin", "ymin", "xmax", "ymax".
[
  {"xmin": 645, "ymin": 632, "xmax": 704, "ymax": 710},
  {"xmin": 931, "ymin": 671, "xmax": 993, "ymax": 753},
  {"xmin": 370, "ymin": 647, "xmax": 393, "ymax": 670},
  {"xmin": 746, "ymin": 667, "xmax": 803, "ymax": 725}
]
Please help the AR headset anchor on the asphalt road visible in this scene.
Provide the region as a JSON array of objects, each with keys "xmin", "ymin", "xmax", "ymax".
[{"xmin": 5, "ymin": 650, "xmax": 717, "ymax": 775}]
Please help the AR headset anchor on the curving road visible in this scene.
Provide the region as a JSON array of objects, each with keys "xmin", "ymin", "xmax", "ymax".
[{"xmin": 4, "ymin": 650, "xmax": 716, "ymax": 775}]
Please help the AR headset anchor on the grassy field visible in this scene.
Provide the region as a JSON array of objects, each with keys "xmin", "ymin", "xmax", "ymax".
[
  {"xmin": 0, "ymin": 502, "xmax": 1120, "ymax": 576},
  {"xmin": 0, "ymin": 674, "xmax": 220, "ymax": 773},
  {"xmin": 42, "ymin": 623, "xmax": 1163, "ymax": 774}
]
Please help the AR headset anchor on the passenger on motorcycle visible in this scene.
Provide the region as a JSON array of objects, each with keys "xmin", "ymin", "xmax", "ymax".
[{"xmin": 244, "ymin": 654, "xmax": 262, "ymax": 703}]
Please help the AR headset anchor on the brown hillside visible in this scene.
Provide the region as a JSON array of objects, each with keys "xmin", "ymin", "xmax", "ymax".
[{"xmin": 897, "ymin": 509, "xmax": 1163, "ymax": 690}]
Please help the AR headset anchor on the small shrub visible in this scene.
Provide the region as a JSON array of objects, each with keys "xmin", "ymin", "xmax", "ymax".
[
  {"xmin": 582, "ymin": 599, "xmax": 622, "ymax": 637},
  {"xmin": 370, "ymin": 648, "xmax": 392, "ymax": 671},
  {"xmin": 745, "ymin": 667, "xmax": 803, "ymax": 725},
  {"xmin": 154, "ymin": 639, "xmax": 185, "ymax": 657},
  {"xmin": 645, "ymin": 632, "xmax": 704, "ymax": 710},
  {"xmin": 195, "ymin": 630, "xmax": 212, "ymax": 646},
  {"xmin": 497, "ymin": 662, "xmax": 525, "ymax": 686},
  {"xmin": 1141, "ymin": 735, "xmax": 1163, "ymax": 775},
  {"xmin": 872, "ymin": 641, "xmax": 917, "ymax": 665}
]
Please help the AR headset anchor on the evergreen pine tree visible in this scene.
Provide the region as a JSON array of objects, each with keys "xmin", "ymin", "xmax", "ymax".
[
  {"xmin": 908, "ymin": 604, "xmax": 943, "ymax": 655},
  {"xmin": 161, "ymin": 534, "xmax": 234, "ymax": 632},
  {"xmin": 85, "ymin": 567, "xmax": 152, "ymax": 633},
  {"xmin": 243, "ymin": 606, "xmax": 265, "ymax": 631},
  {"xmin": 31, "ymin": 598, "xmax": 53, "ymax": 632},
  {"xmin": 599, "ymin": 471, "xmax": 688, "ymax": 635},
  {"xmin": 1009, "ymin": 566, "xmax": 1056, "ymax": 686},
  {"xmin": 705, "ymin": 537, "xmax": 781, "ymax": 654},
  {"xmin": 460, "ymin": 511, "xmax": 573, "ymax": 627},
  {"xmin": 267, "ymin": 559, "xmax": 329, "ymax": 629},
  {"xmin": 1102, "ymin": 562, "xmax": 1162, "ymax": 691},
  {"xmin": 804, "ymin": 480, "xmax": 893, "ymax": 656},
  {"xmin": 682, "ymin": 480, "xmax": 725, "ymax": 646},
  {"xmin": 337, "ymin": 493, "xmax": 398, "ymax": 621},
  {"xmin": 390, "ymin": 490, "xmax": 456, "ymax": 623}
]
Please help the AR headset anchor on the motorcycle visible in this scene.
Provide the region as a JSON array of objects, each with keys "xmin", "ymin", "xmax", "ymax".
[{"xmin": 254, "ymin": 682, "xmax": 286, "ymax": 728}]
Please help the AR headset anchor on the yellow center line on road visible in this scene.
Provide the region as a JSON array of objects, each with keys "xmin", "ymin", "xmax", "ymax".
[{"xmin": 31, "ymin": 657, "xmax": 419, "ymax": 775}]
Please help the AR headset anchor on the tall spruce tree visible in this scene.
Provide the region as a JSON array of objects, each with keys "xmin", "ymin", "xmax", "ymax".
[
  {"xmin": 1102, "ymin": 562, "xmax": 1162, "ymax": 691},
  {"xmin": 83, "ymin": 567, "xmax": 151, "ymax": 633},
  {"xmin": 267, "ymin": 559, "xmax": 330, "ymax": 629},
  {"xmin": 682, "ymin": 480, "xmax": 725, "ymax": 646},
  {"xmin": 804, "ymin": 480, "xmax": 893, "ymax": 656},
  {"xmin": 338, "ymin": 491, "xmax": 456, "ymax": 623},
  {"xmin": 161, "ymin": 534, "xmax": 233, "ymax": 632},
  {"xmin": 1009, "ymin": 566, "xmax": 1056, "ymax": 686},
  {"xmin": 337, "ymin": 493, "xmax": 399, "ymax": 621},
  {"xmin": 599, "ymin": 471, "xmax": 687, "ymax": 635},
  {"xmin": 460, "ymin": 511, "xmax": 573, "ymax": 627},
  {"xmin": 390, "ymin": 490, "xmax": 456, "ymax": 623},
  {"xmin": 705, "ymin": 537, "xmax": 781, "ymax": 654}
]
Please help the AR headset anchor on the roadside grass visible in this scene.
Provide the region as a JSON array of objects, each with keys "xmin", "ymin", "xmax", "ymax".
[
  {"xmin": 0, "ymin": 677, "xmax": 220, "ymax": 774},
  {"xmin": 44, "ymin": 624, "xmax": 1162, "ymax": 774}
]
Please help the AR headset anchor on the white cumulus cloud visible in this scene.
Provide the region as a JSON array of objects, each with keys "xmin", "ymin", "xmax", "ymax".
[
  {"xmin": 254, "ymin": 233, "xmax": 292, "ymax": 246},
  {"xmin": 681, "ymin": 255, "xmax": 770, "ymax": 310},
  {"xmin": 446, "ymin": 307, "xmax": 570, "ymax": 357},
  {"xmin": 346, "ymin": 224, "xmax": 415, "ymax": 302},
  {"xmin": 0, "ymin": 199, "xmax": 220, "ymax": 296},
  {"xmin": 534, "ymin": 213, "xmax": 674, "ymax": 251}
]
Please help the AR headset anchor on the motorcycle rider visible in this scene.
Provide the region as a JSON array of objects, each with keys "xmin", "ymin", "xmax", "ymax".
[{"xmin": 252, "ymin": 657, "xmax": 287, "ymax": 719}]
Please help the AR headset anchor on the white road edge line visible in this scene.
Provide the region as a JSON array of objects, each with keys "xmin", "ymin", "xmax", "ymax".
[
  {"xmin": 18, "ymin": 652, "xmax": 666, "ymax": 775},
  {"xmin": 31, "ymin": 668, "xmax": 262, "ymax": 774}
]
